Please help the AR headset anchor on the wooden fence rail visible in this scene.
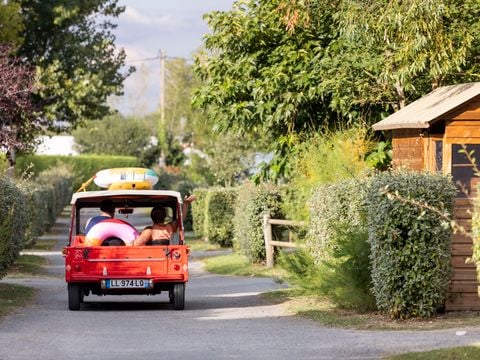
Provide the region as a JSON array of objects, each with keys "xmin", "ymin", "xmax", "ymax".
[{"xmin": 262, "ymin": 213, "xmax": 306, "ymax": 268}]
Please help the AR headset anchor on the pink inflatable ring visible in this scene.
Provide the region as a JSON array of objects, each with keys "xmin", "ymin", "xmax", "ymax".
[{"xmin": 85, "ymin": 219, "xmax": 139, "ymax": 246}]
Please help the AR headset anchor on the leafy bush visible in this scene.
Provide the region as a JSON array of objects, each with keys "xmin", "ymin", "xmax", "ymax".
[
  {"xmin": 15, "ymin": 154, "xmax": 138, "ymax": 190},
  {"xmin": 307, "ymin": 178, "xmax": 369, "ymax": 263},
  {"xmin": 233, "ymin": 182, "xmax": 283, "ymax": 263},
  {"xmin": 191, "ymin": 188, "xmax": 209, "ymax": 238},
  {"xmin": 290, "ymin": 178, "xmax": 375, "ymax": 311},
  {"xmin": 204, "ymin": 187, "xmax": 237, "ymax": 247},
  {"xmin": 16, "ymin": 164, "xmax": 74, "ymax": 247},
  {"xmin": 365, "ymin": 170, "xmax": 456, "ymax": 319},
  {"xmin": 286, "ymin": 127, "xmax": 372, "ymax": 221},
  {"xmin": 0, "ymin": 175, "xmax": 27, "ymax": 278}
]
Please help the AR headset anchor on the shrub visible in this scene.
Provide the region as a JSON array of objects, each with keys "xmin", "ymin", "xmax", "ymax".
[
  {"xmin": 204, "ymin": 187, "xmax": 237, "ymax": 247},
  {"xmin": 15, "ymin": 154, "xmax": 138, "ymax": 190},
  {"xmin": 286, "ymin": 127, "xmax": 372, "ymax": 221},
  {"xmin": 191, "ymin": 188, "xmax": 209, "ymax": 238},
  {"xmin": 233, "ymin": 182, "xmax": 283, "ymax": 263},
  {"xmin": 16, "ymin": 181, "xmax": 52, "ymax": 247},
  {"xmin": 0, "ymin": 175, "xmax": 27, "ymax": 278},
  {"xmin": 365, "ymin": 170, "xmax": 456, "ymax": 319},
  {"xmin": 306, "ymin": 178, "xmax": 369, "ymax": 263}
]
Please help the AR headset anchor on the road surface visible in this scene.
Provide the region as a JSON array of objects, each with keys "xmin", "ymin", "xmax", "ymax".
[{"xmin": 1, "ymin": 212, "xmax": 480, "ymax": 360}]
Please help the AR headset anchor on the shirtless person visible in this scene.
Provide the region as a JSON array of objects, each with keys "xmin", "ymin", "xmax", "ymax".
[{"xmin": 132, "ymin": 195, "xmax": 196, "ymax": 246}]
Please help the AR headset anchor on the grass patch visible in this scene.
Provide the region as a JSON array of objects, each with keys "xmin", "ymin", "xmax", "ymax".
[
  {"xmin": 187, "ymin": 238, "xmax": 223, "ymax": 252},
  {"xmin": 0, "ymin": 283, "xmax": 36, "ymax": 320},
  {"xmin": 203, "ymin": 253, "xmax": 285, "ymax": 278},
  {"xmin": 263, "ymin": 289, "xmax": 480, "ymax": 330},
  {"xmin": 25, "ymin": 239, "xmax": 57, "ymax": 251},
  {"xmin": 7, "ymin": 255, "xmax": 49, "ymax": 277},
  {"xmin": 389, "ymin": 345, "xmax": 480, "ymax": 359}
]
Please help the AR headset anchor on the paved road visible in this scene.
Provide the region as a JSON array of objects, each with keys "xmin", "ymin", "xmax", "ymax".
[{"xmin": 1, "ymin": 214, "xmax": 480, "ymax": 359}]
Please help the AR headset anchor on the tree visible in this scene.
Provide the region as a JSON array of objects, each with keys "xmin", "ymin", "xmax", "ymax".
[
  {"xmin": 0, "ymin": 0, "xmax": 133, "ymax": 169},
  {"xmin": 206, "ymin": 131, "xmax": 258, "ymax": 187},
  {"xmin": 0, "ymin": 45, "xmax": 38, "ymax": 174},
  {"xmin": 315, "ymin": 0, "xmax": 480, "ymax": 114},
  {"xmin": 193, "ymin": 0, "xmax": 339, "ymax": 180},
  {"xmin": 72, "ymin": 115, "xmax": 156, "ymax": 165}
]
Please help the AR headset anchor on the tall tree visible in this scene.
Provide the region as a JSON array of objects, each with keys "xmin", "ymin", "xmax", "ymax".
[
  {"xmin": 0, "ymin": 45, "xmax": 37, "ymax": 173},
  {"xmin": 318, "ymin": 0, "xmax": 480, "ymax": 115},
  {"xmin": 193, "ymin": 0, "xmax": 339, "ymax": 180},
  {"xmin": 0, "ymin": 0, "xmax": 133, "ymax": 169}
]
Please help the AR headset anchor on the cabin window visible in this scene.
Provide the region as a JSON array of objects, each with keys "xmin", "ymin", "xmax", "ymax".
[
  {"xmin": 434, "ymin": 140, "xmax": 443, "ymax": 173},
  {"xmin": 452, "ymin": 144, "xmax": 480, "ymax": 198}
]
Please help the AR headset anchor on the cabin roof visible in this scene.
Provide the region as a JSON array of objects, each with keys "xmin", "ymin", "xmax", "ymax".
[{"xmin": 372, "ymin": 82, "xmax": 480, "ymax": 131}]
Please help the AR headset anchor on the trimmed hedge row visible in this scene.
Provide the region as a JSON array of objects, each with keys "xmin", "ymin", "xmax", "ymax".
[
  {"xmin": 0, "ymin": 176, "xmax": 27, "ymax": 278},
  {"xmin": 0, "ymin": 166, "xmax": 73, "ymax": 278},
  {"xmin": 307, "ymin": 170, "xmax": 456, "ymax": 319},
  {"xmin": 233, "ymin": 182, "xmax": 283, "ymax": 263},
  {"xmin": 204, "ymin": 187, "xmax": 238, "ymax": 247},
  {"xmin": 307, "ymin": 178, "xmax": 369, "ymax": 263},
  {"xmin": 16, "ymin": 154, "xmax": 139, "ymax": 191},
  {"xmin": 191, "ymin": 188, "xmax": 209, "ymax": 238},
  {"xmin": 365, "ymin": 171, "xmax": 455, "ymax": 319}
]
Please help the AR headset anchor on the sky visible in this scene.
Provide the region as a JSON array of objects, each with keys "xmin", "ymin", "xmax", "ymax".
[{"xmin": 111, "ymin": 0, "xmax": 235, "ymax": 116}]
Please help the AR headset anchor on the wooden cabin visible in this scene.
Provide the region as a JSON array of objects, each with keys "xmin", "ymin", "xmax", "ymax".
[{"xmin": 372, "ymin": 82, "xmax": 480, "ymax": 311}]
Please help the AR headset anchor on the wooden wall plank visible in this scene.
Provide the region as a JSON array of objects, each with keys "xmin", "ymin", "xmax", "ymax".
[
  {"xmin": 446, "ymin": 126, "xmax": 480, "ymax": 138},
  {"xmin": 451, "ymin": 244, "xmax": 473, "ymax": 256},
  {"xmin": 446, "ymin": 293, "xmax": 480, "ymax": 311}
]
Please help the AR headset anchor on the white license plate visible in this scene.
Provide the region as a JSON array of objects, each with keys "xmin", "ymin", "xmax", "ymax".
[{"xmin": 106, "ymin": 279, "xmax": 149, "ymax": 289}]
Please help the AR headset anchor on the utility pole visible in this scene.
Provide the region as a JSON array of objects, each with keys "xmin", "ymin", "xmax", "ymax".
[{"xmin": 158, "ymin": 49, "xmax": 166, "ymax": 168}]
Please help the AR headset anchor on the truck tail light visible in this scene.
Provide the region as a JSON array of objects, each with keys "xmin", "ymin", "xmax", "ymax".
[{"xmin": 173, "ymin": 264, "xmax": 180, "ymax": 271}]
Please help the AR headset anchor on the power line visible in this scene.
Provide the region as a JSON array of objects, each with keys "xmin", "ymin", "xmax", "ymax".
[{"xmin": 126, "ymin": 54, "xmax": 191, "ymax": 64}]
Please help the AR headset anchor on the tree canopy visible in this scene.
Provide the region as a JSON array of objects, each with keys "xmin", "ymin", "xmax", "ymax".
[
  {"xmin": 0, "ymin": 0, "xmax": 132, "ymax": 168},
  {"xmin": 194, "ymin": 0, "xmax": 480, "ymax": 180}
]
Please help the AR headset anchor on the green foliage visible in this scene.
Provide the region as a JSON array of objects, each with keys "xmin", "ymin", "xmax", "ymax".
[
  {"xmin": 204, "ymin": 187, "xmax": 238, "ymax": 247},
  {"xmin": 365, "ymin": 141, "xmax": 392, "ymax": 171},
  {"xmin": 18, "ymin": 0, "xmax": 132, "ymax": 125},
  {"xmin": 233, "ymin": 182, "xmax": 283, "ymax": 262},
  {"xmin": 318, "ymin": 0, "xmax": 480, "ymax": 113},
  {"xmin": 15, "ymin": 154, "xmax": 138, "ymax": 191},
  {"xmin": 16, "ymin": 164, "xmax": 73, "ymax": 247},
  {"xmin": 307, "ymin": 178, "xmax": 370, "ymax": 263},
  {"xmin": 191, "ymin": 188, "xmax": 209, "ymax": 238},
  {"xmin": 193, "ymin": 0, "xmax": 339, "ymax": 180},
  {"xmin": 72, "ymin": 115, "xmax": 157, "ymax": 166},
  {"xmin": 365, "ymin": 170, "xmax": 456, "ymax": 319},
  {"xmin": 279, "ymin": 224, "xmax": 375, "ymax": 313},
  {"xmin": 0, "ymin": 2, "xmax": 24, "ymax": 44},
  {"xmin": 469, "ymin": 185, "xmax": 480, "ymax": 290},
  {"xmin": 286, "ymin": 127, "xmax": 372, "ymax": 221},
  {"xmin": 0, "ymin": 175, "xmax": 27, "ymax": 278},
  {"xmin": 206, "ymin": 131, "xmax": 259, "ymax": 187}
]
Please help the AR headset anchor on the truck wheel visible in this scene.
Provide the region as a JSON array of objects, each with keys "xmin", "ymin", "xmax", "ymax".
[
  {"xmin": 169, "ymin": 289, "xmax": 174, "ymax": 304},
  {"xmin": 172, "ymin": 283, "xmax": 185, "ymax": 310},
  {"xmin": 68, "ymin": 283, "xmax": 81, "ymax": 311}
]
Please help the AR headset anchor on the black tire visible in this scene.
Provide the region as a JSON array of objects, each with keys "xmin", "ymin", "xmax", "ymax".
[
  {"xmin": 68, "ymin": 283, "xmax": 81, "ymax": 311},
  {"xmin": 169, "ymin": 289, "xmax": 174, "ymax": 304},
  {"xmin": 172, "ymin": 283, "xmax": 185, "ymax": 310}
]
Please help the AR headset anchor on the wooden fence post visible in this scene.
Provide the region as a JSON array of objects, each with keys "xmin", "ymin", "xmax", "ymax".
[{"xmin": 263, "ymin": 213, "xmax": 274, "ymax": 268}]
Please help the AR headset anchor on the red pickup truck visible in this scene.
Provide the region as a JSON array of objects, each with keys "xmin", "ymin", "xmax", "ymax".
[{"xmin": 64, "ymin": 188, "xmax": 189, "ymax": 311}]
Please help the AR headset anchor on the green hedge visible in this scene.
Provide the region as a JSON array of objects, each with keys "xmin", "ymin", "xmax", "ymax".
[
  {"xmin": 204, "ymin": 187, "xmax": 238, "ymax": 247},
  {"xmin": 191, "ymin": 188, "xmax": 209, "ymax": 238},
  {"xmin": 307, "ymin": 178, "xmax": 369, "ymax": 263},
  {"xmin": 304, "ymin": 178, "xmax": 374, "ymax": 311},
  {"xmin": 16, "ymin": 154, "xmax": 139, "ymax": 190},
  {"xmin": 233, "ymin": 182, "xmax": 283, "ymax": 263},
  {"xmin": 0, "ymin": 176, "xmax": 27, "ymax": 277},
  {"xmin": 365, "ymin": 170, "xmax": 456, "ymax": 319}
]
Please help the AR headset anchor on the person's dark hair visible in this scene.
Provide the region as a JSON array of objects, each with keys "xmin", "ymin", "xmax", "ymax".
[
  {"xmin": 99, "ymin": 200, "xmax": 115, "ymax": 215},
  {"xmin": 151, "ymin": 206, "xmax": 167, "ymax": 224}
]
